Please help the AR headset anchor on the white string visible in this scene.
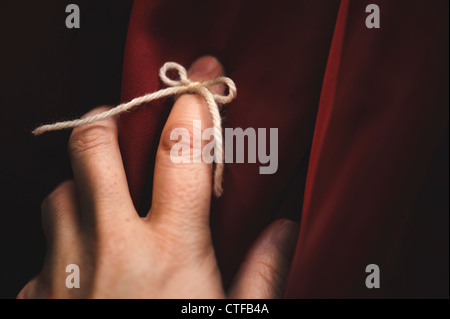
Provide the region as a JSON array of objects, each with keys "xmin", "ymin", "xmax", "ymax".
[{"xmin": 32, "ymin": 62, "xmax": 237, "ymax": 197}]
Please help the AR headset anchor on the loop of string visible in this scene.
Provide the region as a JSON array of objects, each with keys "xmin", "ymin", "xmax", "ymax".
[{"xmin": 32, "ymin": 62, "xmax": 237, "ymax": 197}]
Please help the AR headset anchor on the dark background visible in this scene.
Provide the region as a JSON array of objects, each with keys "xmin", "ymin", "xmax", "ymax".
[{"xmin": 0, "ymin": 0, "xmax": 133, "ymax": 298}]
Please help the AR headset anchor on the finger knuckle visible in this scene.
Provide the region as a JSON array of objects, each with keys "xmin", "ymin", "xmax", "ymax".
[
  {"xmin": 159, "ymin": 120, "xmax": 197, "ymax": 154},
  {"xmin": 68, "ymin": 125, "xmax": 115, "ymax": 155}
]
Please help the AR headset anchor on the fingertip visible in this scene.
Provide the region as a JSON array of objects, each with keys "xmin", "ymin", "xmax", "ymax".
[
  {"xmin": 188, "ymin": 56, "xmax": 223, "ymax": 77},
  {"xmin": 188, "ymin": 56, "xmax": 225, "ymax": 96}
]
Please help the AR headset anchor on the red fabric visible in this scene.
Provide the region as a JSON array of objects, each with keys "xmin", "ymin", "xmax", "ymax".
[{"xmin": 119, "ymin": 0, "xmax": 448, "ymax": 297}]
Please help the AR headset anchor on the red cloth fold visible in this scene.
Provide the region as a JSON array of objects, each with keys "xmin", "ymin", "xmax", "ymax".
[{"xmin": 119, "ymin": 0, "xmax": 448, "ymax": 297}]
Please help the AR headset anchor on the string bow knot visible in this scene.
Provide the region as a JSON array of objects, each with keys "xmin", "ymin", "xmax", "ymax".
[{"xmin": 32, "ymin": 62, "xmax": 237, "ymax": 197}]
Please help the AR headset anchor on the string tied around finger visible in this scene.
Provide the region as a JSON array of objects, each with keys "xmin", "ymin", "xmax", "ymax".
[{"xmin": 32, "ymin": 62, "xmax": 237, "ymax": 197}]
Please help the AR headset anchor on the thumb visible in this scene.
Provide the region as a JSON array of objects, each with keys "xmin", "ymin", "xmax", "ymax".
[{"xmin": 228, "ymin": 219, "xmax": 299, "ymax": 299}]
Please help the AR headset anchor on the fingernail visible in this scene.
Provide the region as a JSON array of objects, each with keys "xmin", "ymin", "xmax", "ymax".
[{"xmin": 189, "ymin": 56, "xmax": 220, "ymax": 76}]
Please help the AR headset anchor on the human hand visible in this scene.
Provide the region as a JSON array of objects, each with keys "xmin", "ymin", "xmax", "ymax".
[{"xmin": 18, "ymin": 56, "xmax": 299, "ymax": 299}]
